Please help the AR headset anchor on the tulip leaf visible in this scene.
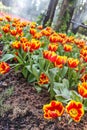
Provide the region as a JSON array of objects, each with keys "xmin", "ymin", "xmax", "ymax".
[
  {"xmin": 63, "ymin": 78, "xmax": 69, "ymax": 88},
  {"xmin": 53, "ymin": 82, "xmax": 64, "ymax": 91},
  {"xmin": 61, "ymin": 66, "xmax": 68, "ymax": 78},
  {"xmin": 22, "ymin": 67, "xmax": 28, "ymax": 78},
  {"xmin": 70, "ymin": 90, "xmax": 83, "ymax": 102},
  {"xmin": 38, "ymin": 58, "xmax": 46, "ymax": 70},
  {"xmin": 26, "ymin": 65, "xmax": 32, "ymax": 73},
  {"xmin": 34, "ymin": 85, "xmax": 42, "ymax": 93},
  {"xmin": 49, "ymin": 68, "xmax": 58, "ymax": 81},
  {"xmin": 15, "ymin": 55, "xmax": 23, "ymax": 64},
  {"xmin": 26, "ymin": 64, "xmax": 40, "ymax": 80},
  {"xmin": 1, "ymin": 54, "xmax": 14, "ymax": 62},
  {"xmin": 53, "ymin": 82, "xmax": 70, "ymax": 99},
  {"xmin": 84, "ymin": 99, "xmax": 87, "ymax": 111},
  {"xmin": 55, "ymin": 95, "xmax": 70, "ymax": 104},
  {"xmin": 61, "ymin": 88, "xmax": 70, "ymax": 99},
  {"xmin": 32, "ymin": 55, "xmax": 39, "ymax": 62},
  {"xmin": 32, "ymin": 64, "xmax": 40, "ymax": 80},
  {"xmin": 27, "ymin": 73, "xmax": 36, "ymax": 83}
]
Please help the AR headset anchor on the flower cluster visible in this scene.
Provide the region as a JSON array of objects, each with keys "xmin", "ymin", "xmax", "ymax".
[
  {"xmin": 0, "ymin": 14, "xmax": 87, "ymax": 123},
  {"xmin": 43, "ymin": 100, "xmax": 84, "ymax": 122}
]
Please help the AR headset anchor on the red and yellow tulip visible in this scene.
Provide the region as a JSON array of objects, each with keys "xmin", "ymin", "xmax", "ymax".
[
  {"xmin": 38, "ymin": 73, "xmax": 49, "ymax": 85},
  {"xmin": 66, "ymin": 100, "xmax": 84, "ymax": 122},
  {"xmin": 43, "ymin": 100, "xmax": 64, "ymax": 119},
  {"xmin": 54, "ymin": 55, "xmax": 67, "ymax": 68},
  {"xmin": 11, "ymin": 41, "xmax": 21, "ymax": 49},
  {"xmin": 67, "ymin": 58, "xmax": 79, "ymax": 68},
  {"xmin": 10, "ymin": 29, "xmax": 17, "ymax": 36},
  {"xmin": 43, "ymin": 50, "xmax": 57, "ymax": 62},
  {"xmin": 78, "ymin": 82, "xmax": 87, "ymax": 98},
  {"xmin": 0, "ymin": 62, "xmax": 10, "ymax": 74},
  {"xmin": 48, "ymin": 43, "xmax": 58, "ymax": 52},
  {"xmin": 63, "ymin": 44, "xmax": 72, "ymax": 52},
  {"xmin": 2, "ymin": 26, "xmax": 10, "ymax": 33}
]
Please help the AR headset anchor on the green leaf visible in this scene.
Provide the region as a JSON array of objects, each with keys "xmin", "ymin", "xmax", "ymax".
[
  {"xmin": 27, "ymin": 73, "xmax": 36, "ymax": 83},
  {"xmin": 26, "ymin": 65, "xmax": 32, "ymax": 73},
  {"xmin": 49, "ymin": 68, "xmax": 58, "ymax": 81},
  {"xmin": 70, "ymin": 90, "xmax": 83, "ymax": 102},
  {"xmin": 53, "ymin": 88, "xmax": 60, "ymax": 95},
  {"xmin": 32, "ymin": 55, "xmax": 39, "ymax": 62},
  {"xmin": 38, "ymin": 58, "xmax": 45, "ymax": 70},
  {"xmin": 22, "ymin": 67, "xmax": 28, "ymax": 78},
  {"xmin": 55, "ymin": 95, "xmax": 70, "ymax": 104},
  {"xmin": 1, "ymin": 54, "xmax": 14, "ymax": 62},
  {"xmin": 15, "ymin": 55, "xmax": 23, "ymax": 64},
  {"xmin": 3, "ymin": 44, "xmax": 9, "ymax": 51},
  {"xmin": 72, "ymin": 70, "xmax": 77, "ymax": 79},
  {"xmin": 26, "ymin": 64, "xmax": 40, "ymax": 81},
  {"xmin": 32, "ymin": 64, "xmax": 40, "ymax": 80},
  {"xmin": 53, "ymin": 82, "xmax": 70, "ymax": 99},
  {"xmin": 63, "ymin": 78, "xmax": 69, "ymax": 88},
  {"xmin": 34, "ymin": 85, "xmax": 42, "ymax": 93},
  {"xmin": 68, "ymin": 118, "xmax": 73, "ymax": 124},
  {"xmin": 49, "ymin": 84, "xmax": 55, "ymax": 100},
  {"xmin": 53, "ymin": 82, "xmax": 64, "ymax": 91},
  {"xmin": 61, "ymin": 66, "xmax": 68, "ymax": 78},
  {"xmin": 62, "ymin": 88, "xmax": 70, "ymax": 99},
  {"xmin": 84, "ymin": 99, "xmax": 87, "ymax": 111},
  {"xmin": 14, "ymin": 64, "xmax": 20, "ymax": 72}
]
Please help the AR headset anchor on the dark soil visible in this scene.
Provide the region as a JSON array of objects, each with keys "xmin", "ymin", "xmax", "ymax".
[
  {"xmin": 0, "ymin": 71, "xmax": 87, "ymax": 130},
  {"xmin": 0, "ymin": 45, "xmax": 87, "ymax": 130}
]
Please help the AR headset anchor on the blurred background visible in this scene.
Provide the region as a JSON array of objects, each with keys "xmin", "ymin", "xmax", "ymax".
[
  {"xmin": 0, "ymin": 0, "xmax": 50, "ymax": 21},
  {"xmin": 0, "ymin": 0, "xmax": 87, "ymax": 37}
]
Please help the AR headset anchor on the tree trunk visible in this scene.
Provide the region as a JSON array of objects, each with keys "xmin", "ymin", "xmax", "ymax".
[
  {"xmin": 54, "ymin": 0, "xmax": 69, "ymax": 31},
  {"xmin": 42, "ymin": 0, "xmax": 58, "ymax": 28},
  {"xmin": 71, "ymin": 1, "xmax": 87, "ymax": 34},
  {"xmin": 66, "ymin": 6, "xmax": 75, "ymax": 32},
  {"xmin": 2, "ymin": 0, "xmax": 13, "ymax": 6}
]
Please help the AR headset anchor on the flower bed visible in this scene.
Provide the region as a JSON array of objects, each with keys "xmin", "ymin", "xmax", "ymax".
[{"xmin": 0, "ymin": 14, "xmax": 87, "ymax": 123}]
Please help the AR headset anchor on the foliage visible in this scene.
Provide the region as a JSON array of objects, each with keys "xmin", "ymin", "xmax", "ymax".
[
  {"xmin": 58, "ymin": 8, "xmax": 70, "ymax": 32},
  {"xmin": 36, "ymin": 13, "xmax": 45, "ymax": 25},
  {"xmin": 78, "ymin": 26, "xmax": 87, "ymax": 36},
  {"xmin": 0, "ymin": 15, "xmax": 87, "ymax": 122}
]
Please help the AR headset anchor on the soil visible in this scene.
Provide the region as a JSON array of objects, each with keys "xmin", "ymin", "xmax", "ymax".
[{"xmin": 0, "ymin": 45, "xmax": 87, "ymax": 130}]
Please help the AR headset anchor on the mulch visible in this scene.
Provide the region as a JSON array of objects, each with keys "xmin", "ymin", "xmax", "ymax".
[{"xmin": 0, "ymin": 69, "xmax": 87, "ymax": 130}]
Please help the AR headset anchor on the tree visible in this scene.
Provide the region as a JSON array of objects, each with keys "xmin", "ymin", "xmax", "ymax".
[
  {"xmin": 42, "ymin": 0, "xmax": 59, "ymax": 27},
  {"xmin": 54, "ymin": 0, "xmax": 75, "ymax": 32},
  {"xmin": 71, "ymin": 0, "xmax": 87, "ymax": 34}
]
